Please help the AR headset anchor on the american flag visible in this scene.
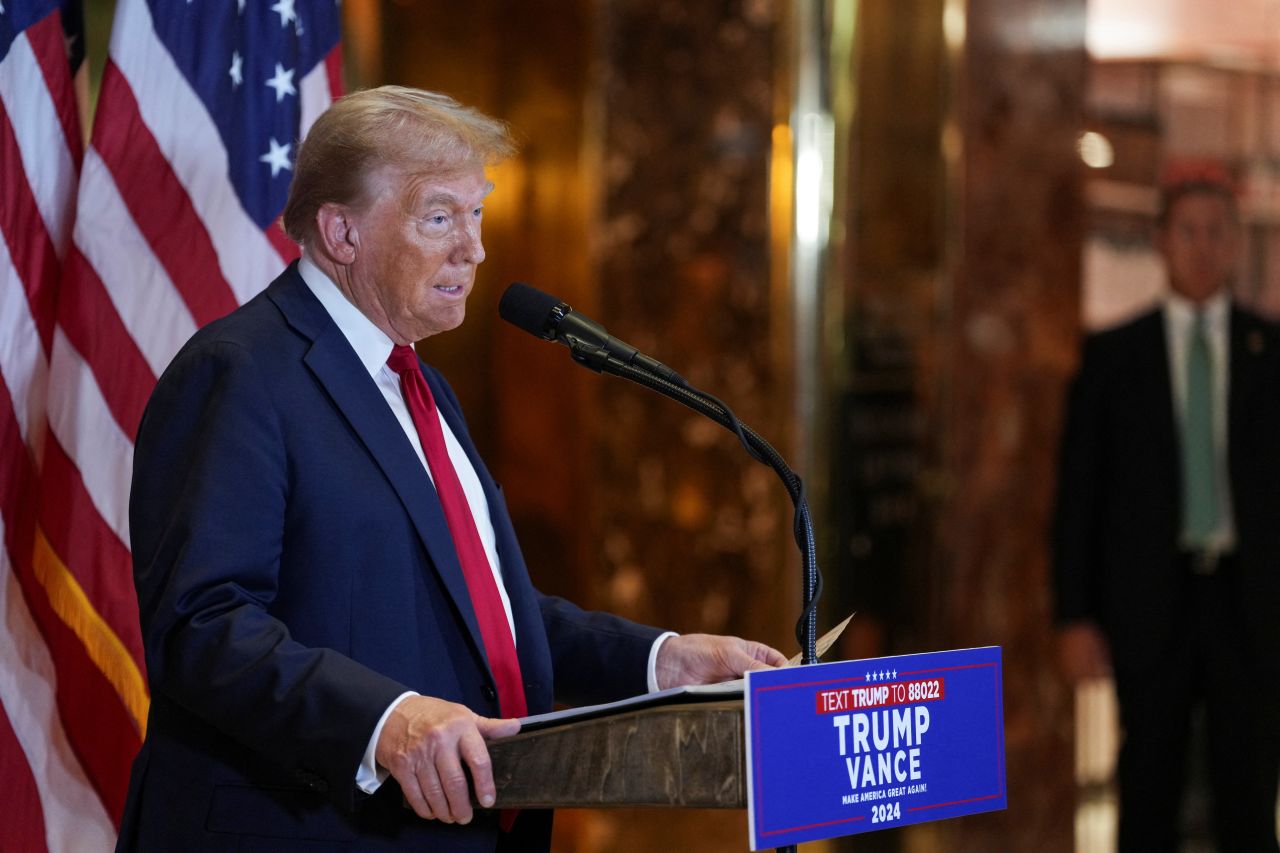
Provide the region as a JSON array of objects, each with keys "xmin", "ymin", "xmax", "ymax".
[{"xmin": 1, "ymin": 0, "xmax": 341, "ymax": 846}]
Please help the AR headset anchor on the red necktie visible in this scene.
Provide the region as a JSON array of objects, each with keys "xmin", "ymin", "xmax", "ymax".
[{"xmin": 386, "ymin": 345, "xmax": 528, "ymax": 725}]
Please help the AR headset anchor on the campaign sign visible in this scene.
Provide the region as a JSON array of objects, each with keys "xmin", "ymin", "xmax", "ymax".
[{"xmin": 744, "ymin": 646, "xmax": 1005, "ymax": 850}]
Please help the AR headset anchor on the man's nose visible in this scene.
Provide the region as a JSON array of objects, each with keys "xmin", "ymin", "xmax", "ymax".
[{"xmin": 455, "ymin": 222, "xmax": 485, "ymax": 265}]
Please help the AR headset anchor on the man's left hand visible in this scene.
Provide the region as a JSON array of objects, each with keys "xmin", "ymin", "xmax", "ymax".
[{"xmin": 655, "ymin": 633, "xmax": 787, "ymax": 690}]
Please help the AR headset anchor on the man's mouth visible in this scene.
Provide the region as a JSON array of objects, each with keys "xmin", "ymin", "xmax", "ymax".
[{"xmin": 434, "ymin": 285, "xmax": 464, "ymax": 295}]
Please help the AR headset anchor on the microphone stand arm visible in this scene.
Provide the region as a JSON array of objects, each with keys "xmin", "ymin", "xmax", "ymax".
[{"xmin": 576, "ymin": 345, "xmax": 822, "ymax": 665}]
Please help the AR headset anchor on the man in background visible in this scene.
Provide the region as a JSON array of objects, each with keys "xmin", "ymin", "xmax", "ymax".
[
  {"xmin": 1053, "ymin": 162, "xmax": 1280, "ymax": 852},
  {"xmin": 118, "ymin": 86, "xmax": 785, "ymax": 852}
]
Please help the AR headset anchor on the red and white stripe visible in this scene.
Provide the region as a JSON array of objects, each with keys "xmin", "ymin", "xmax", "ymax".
[
  {"xmin": 1, "ymin": 4, "xmax": 118, "ymax": 850},
  {"xmin": 2, "ymin": 0, "xmax": 341, "ymax": 845}
]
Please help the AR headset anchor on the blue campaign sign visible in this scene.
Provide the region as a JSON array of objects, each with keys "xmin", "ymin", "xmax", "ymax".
[{"xmin": 745, "ymin": 646, "xmax": 1005, "ymax": 850}]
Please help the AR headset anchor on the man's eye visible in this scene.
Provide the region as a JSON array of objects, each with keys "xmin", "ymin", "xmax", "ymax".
[
  {"xmin": 472, "ymin": 207, "xmax": 484, "ymax": 219},
  {"xmin": 427, "ymin": 214, "xmax": 448, "ymax": 225}
]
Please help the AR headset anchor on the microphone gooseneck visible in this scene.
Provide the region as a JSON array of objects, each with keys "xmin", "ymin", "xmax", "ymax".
[{"xmin": 498, "ymin": 282, "xmax": 823, "ymax": 665}]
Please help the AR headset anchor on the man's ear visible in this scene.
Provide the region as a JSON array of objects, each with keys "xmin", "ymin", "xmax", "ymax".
[{"xmin": 315, "ymin": 202, "xmax": 359, "ymax": 265}]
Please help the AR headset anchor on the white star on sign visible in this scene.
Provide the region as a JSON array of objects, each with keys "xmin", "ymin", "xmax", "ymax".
[
  {"xmin": 229, "ymin": 51, "xmax": 243, "ymax": 87},
  {"xmin": 265, "ymin": 63, "xmax": 296, "ymax": 102},
  {"xmin": 271, "ymin": 0, "xmax": 296, "ymax": 27},
  {"xmin": 259, "ymin": 137, "xmax": 292, "ymax": 177}
]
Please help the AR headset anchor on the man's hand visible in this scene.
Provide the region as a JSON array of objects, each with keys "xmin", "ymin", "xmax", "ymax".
[
  {"xmin": 374, "ymin": 695, "xmax": 520, "ymax": 824},
  {"xmin": 655, "ymin": 633, "xmax": 788, "ymax": 691},
  {"xmin": 1057, "ymin": 621, "xmax": 1112, "ymax": 684}
]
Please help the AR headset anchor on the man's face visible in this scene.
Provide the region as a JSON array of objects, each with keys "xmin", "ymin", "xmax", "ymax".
[
  {"xmin": 344, "ymin": 163, "xmax": 492, "ymax": 344},
  {"xmin": 1156, "ymin": 192, "xmax": 1239, "ymax": 304}
]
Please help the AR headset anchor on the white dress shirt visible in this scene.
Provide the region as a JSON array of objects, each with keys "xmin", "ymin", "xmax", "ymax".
[
  {"xmin": 1163, "ymin": 290, "xmax": 1236, "ymax": 552},
  {"xmin": 296, "ymin": 257, "xmax": 672, "ymax": 794}
]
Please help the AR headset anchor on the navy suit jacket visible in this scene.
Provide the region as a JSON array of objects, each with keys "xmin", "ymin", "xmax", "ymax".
[
  {"xmin": 1052, "ymin": 303, "xmax": 1280, "ymax": 675},
  {"xmin": 117, "ymin": 264, "xmax": 662, "ymax": 851}
]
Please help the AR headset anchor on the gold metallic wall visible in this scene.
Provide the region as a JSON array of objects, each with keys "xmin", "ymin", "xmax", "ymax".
[
  {"xmin": 357, "ymin": 0, "xmax": 1088, "ymax": 850},
  {"xmin": 829, "ymin": 1, "xmax": 1084, "ymax": 850},
  {"xmin": 375, "ymin": 1, "xmax": 795, "ymax": 850},
  {"xmin": 929, "ymin": 0, "xmax": 1084, "ymax": 849}
]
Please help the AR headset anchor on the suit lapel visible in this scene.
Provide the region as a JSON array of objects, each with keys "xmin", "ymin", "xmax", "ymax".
[
  {"xmin": 1227, "ymin": 304, "xmax": 1268, "ymax": 479},
  {"xmin": 1229, "ymin": 305, "xmax": 1261, "ymax": 430},
  {"xmin": 265, "ymin": 267, "xmax": 490, "ymax": 675},
  {"xmin": 1136, "ymin": 309, "xmax": 1181, "ymax": 504}
]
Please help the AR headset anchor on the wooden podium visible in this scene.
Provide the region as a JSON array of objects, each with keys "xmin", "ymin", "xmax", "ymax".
[{"xmin": 487, "ymin": 699, "xmax": 747, "ymax": 809}]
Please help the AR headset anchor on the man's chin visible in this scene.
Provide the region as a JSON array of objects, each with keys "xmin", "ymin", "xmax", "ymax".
[
  {"xmin": 411, "ymin": 307, "xmax": 467, "ymax": 340},
  {"xmin": 1170, "ymin": 280, "xmax": 1225, "ymax": 303}
]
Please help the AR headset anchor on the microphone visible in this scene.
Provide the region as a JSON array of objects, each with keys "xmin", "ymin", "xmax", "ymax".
[
  {"xmin": 498, "ymin": 281, "xmax": 822, "ymax": 664},
  {"xmin": 498, "ymin": 283, "xmax": 684, "ymax": 385}
]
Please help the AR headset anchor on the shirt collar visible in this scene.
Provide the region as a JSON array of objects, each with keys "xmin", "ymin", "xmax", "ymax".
[{"xmin": 297, "ymin": 255, "xmax": 395, "ymax": 378}]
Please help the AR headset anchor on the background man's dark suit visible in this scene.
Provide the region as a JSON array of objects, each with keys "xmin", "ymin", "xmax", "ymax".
[
  {"xmin": 117, "ymin": 264, "xmax": 661, "ymax": 852},
  {"xmin": 1053, "ymin": 303, "xmax": 1280, "ymax": 851}
]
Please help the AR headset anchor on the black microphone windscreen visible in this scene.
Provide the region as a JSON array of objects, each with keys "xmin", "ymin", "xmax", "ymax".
[{"xmin": 498, "ymin": 282, "xmax": 562, "ymax": 338}]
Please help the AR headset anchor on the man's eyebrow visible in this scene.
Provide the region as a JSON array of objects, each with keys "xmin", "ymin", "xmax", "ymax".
[{"xmin": 415, "ymin": 182, "xmax": 495, "ymax": 209}]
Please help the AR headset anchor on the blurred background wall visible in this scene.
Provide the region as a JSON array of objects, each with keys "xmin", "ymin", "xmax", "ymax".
[{"xmin": 302, "ymin": 0, "xmax": 1278, "ymax": 849}]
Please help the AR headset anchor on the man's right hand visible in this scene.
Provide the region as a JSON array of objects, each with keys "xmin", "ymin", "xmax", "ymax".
[
  {"xmin": 374, "ymin": 695, "xmax": 520, "ymax": 824},
  {"xmin": 1057, "ymin": 621, "xmax": 1112, "ymax": 684}
]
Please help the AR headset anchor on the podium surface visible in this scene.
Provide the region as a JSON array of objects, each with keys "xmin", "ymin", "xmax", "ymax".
[{"xmin": 488, "ymin": 700, "xmax": 746, "ymax": 809}]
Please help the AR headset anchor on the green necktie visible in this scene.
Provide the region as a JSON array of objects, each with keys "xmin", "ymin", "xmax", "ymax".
[{"xmin": 1182, "ymin": 312, "xmax": 1218, "ymax": 545}]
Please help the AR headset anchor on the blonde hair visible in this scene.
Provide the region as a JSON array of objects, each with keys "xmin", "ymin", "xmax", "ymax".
[{"xmin": 282, "ymin": 86, "xmax": 517, "ymax": 245}]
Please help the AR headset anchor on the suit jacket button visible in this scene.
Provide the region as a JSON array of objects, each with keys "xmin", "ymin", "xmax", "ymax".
[{"xmin": 482, "ymin": 685, "xmax": 497, "ymax": 702}]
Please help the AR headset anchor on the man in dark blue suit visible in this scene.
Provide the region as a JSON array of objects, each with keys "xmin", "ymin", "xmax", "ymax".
[
  {"xmin": 1053, "ymin": 164, "xmax": 1280, "ymax": 852},
  {"xmin": 117, "ymin": 86, "xmax": 785, "ymax": 852}
]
